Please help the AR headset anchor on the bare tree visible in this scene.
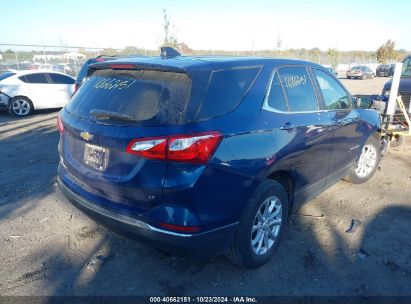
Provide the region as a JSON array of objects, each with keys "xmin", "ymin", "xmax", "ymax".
[{"xmin": 162, "ymin": 9, "xmax": 179, "ymax": 48}]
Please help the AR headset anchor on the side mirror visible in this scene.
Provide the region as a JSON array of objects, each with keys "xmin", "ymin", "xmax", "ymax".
[{"xmin": 353, "ymin": 95, "xmax": 373, "ymax": 109}]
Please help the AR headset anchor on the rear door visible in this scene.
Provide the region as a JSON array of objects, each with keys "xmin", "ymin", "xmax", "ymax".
[
  {"xmin": 46, "ymin": 73, "xmax": 75, "ymax": 107},
  {"xmin": 262, "ymin": 66, "xmax": 334, "ymax": 202},
  {"xmin": 60, "ymin": 67, "xmax": 192, "ymax": 213},
  {"xmin": 19, "ymin": 73, "xmax": 50, "ymax": 108},
  {"xmin": 311, "ymin": 68, "xmax": 363, "ymax": 183}
]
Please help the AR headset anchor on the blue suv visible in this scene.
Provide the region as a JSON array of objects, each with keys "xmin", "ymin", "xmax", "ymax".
[{"xmin": 57, "ymin": 52, "xmax": 381, "ymax": 268}]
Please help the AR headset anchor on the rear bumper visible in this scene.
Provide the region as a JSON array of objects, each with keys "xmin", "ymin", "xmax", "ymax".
[
  {"xmin": 58, "ymin": 178, "xmax": 238, "ymax": 257},
  {"xmin": 346, "ymin": 73, "xmax": 362, "ymax": 78}
]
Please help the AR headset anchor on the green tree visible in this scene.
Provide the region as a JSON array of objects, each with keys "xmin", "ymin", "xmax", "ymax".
[
  {"xmin": 376, "ymin": 40, "xmax": 396, "ymax": 63},
  {"xmin": 327, "ymin": 48, "xmax": 339, "ymax": 68}
]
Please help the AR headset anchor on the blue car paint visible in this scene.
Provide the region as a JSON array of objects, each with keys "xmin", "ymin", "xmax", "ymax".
[{"xmin": 58, "ymin": 56, "xmax": 381, "ymax": 256}]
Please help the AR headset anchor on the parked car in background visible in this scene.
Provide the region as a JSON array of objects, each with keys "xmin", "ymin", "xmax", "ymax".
[
  {"xmin": 376, "ymin": 64, "xmax": 395, "ymax": 77},
  {"xmin": 383, "ymin": 56, "xmax": 411, "ymax": 114},
  {"xmin": 388, "ymin": 64, "xmax": 395, "ymax": 77},
  {"xmin": 346, "ymin": 66, "xmax": 374, "ymax": 79},
  {"xmin": 376, "ymin": 64, "xmax": 389, "ymax": 77},
  {"xmin": 0, "ymin": 70, "xmax": 75, "ymax": 116},
  {"xmin": 58, "ymin": 52, "xmax": 381, "ymax": 268}
]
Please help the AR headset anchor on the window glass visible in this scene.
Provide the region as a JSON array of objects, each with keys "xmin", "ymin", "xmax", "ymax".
[
  {"xmin": 401, "ymin": 57, "xmax": 411, "ymax": 77},
  {"xmin": 278, "ymin": 67, "xmax": 318, "ymax": 112},
  {"xmin": 20, "ymin": 73, "xmax": 48, "ymax": 84},
  {"xmin": 266, "ymin": 72, "xmax": 287, "ymax": 111},
  {"xmin": 314, "ymin": 69, "xmax": 350, "ymax": 110},
  {"xmin": 47, "ymin": 73, "xmax": 75, "ymax": 84},
  {"xmin": 66, "ymin": 69, "xmax": 191, "ymax": 126},
  {"xmin": 195, "ymin": 67, "xmax": 260, "ymax": 120}
]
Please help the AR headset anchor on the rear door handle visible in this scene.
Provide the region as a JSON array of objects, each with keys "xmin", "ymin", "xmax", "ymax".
[{"xmin": 280, "ymin": 122, "xmax": 296, "ymax": 130}]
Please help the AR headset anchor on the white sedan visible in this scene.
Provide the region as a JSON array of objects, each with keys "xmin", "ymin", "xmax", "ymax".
[{"xmin": 0, "ymin": 70, "xmax": 75, "ymax": 116}]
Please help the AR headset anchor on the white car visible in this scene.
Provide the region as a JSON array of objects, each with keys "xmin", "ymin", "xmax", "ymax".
[{"xmin": 0, "ymin": 70, "xmax": 75, "ymax": 116}]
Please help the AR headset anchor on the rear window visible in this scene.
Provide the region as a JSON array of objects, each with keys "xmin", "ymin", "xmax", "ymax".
[
  {"xmin": 66, "ymin": 69, "xmax": 191, "ymax": 126},
  {"xmin": 277, "ymin": 67, "xmax": 319, "ymax": 112},
  {"xmin": 47, "ymin": 73, "xmax": 75, "ymax": 84},
  {"xmin": 0, "ymin": 72, "xmax": 15, "ymax": 81}
]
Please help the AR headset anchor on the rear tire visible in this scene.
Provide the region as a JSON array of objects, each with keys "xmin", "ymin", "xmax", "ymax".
[
  {"xmin": 225, "ymin": 180, "xmax": 289, "ymax": 269},
  {"xmin": 344, "ymin": 136, "xmax": 380, "ymax": 184},
  {"xmin": 361, "ymin": 74, "xmax": 366, "ymax": 80},
  {"xmin": 9, "ymin": 96, "xmax": 33, "ymax": 117}
]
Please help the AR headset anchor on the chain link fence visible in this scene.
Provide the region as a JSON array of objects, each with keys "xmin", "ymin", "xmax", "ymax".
[
  {"xmin": 0, "ymin": 44, "xmax": 381, "ymax": 77},
  {"xmin": 0, "ymin": 45, "xmax": 101, "ymax": 77}
]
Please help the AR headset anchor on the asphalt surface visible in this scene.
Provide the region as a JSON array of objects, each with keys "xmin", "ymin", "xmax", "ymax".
[{"xmin": 0, "ymin": 77, "xmax": 410, "ymax": 296}]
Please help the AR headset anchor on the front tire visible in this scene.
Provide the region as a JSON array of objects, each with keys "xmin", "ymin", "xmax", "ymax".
[
  {"xmin": 226, "ymin": 180, "xmax": 289, "ymax": 269},
  {"xmin": 9, "ymin": 96, "xmax": 33, "ymax": 117},
  {"xmin": 344, "ymin": 136, "xmax": 380, "ymax": 184}
]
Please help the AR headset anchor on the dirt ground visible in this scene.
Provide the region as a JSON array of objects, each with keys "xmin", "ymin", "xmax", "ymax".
[{"xmin": 0, "ymin": 76, "xmax": 410, "ymax": 296}]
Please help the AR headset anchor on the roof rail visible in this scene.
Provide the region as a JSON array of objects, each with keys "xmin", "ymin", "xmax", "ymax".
[{"xmin": 160, "ymin": 47, "xmax": 181, "ymax": 59}]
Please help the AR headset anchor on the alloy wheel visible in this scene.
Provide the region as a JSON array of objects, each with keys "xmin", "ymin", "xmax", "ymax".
[
  {"xmin": 12, "ymin": 98, "xmax": 31, "ymax": 116},
  {"xmin": 251, "ymin": 196, "xmax": 282, "ymax": 256},
  {"xmin": 355, "ymin": 144, "xmax": 377, "ymax": 178}
]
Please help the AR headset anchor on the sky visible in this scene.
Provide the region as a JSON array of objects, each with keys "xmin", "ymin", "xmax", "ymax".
[{"xmin": 1, "ymin": 0, "xmax": 410, "ymax": 52}]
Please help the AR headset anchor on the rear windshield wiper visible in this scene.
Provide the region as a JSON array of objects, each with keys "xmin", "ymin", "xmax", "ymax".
[{"xmin": 89, "ymin": 109, "xmax": 136, "ymax": 121}]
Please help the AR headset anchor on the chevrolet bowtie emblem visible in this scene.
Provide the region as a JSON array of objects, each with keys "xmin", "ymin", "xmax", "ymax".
[{"xmin": 80, "ymin": 131, "xmax": 93, "ymax": 141}]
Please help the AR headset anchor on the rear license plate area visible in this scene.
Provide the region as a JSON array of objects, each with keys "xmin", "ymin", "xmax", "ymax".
[{"xmin": 84, "ymin": 143, "xmax": 109, "ymax": 171}]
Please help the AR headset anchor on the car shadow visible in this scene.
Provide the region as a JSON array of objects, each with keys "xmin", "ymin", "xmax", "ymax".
[
  {"xmin": 3, "ymin": 199, "xmax": 410, "ymax": 296},
  {"xmin": 0, "ymin": 113, "xmax": 60, "ymax": 221}
]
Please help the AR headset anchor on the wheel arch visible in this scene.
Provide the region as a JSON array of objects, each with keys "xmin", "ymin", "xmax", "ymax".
[{"xmin": 266, "ymin": 170, "xmax": 294, "ymax": 213}]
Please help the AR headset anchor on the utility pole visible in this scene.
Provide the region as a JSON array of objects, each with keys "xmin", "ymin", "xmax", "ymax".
[
  {"xmin": 41, "ymin": 39, "xmax": 47, "ymax": 66},
  {"xmin": 15, "ymin": 53, "xmax": 19, "ymax": 70}
]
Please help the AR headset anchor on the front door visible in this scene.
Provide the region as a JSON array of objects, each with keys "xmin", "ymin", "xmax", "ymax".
[{"xmin": 311, "ymin": 68, "xmax": 363, "ymax": 184}]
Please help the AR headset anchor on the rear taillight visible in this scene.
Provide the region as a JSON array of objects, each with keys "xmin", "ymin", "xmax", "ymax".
[
  {"xmin": 57, "ymin": 114, "xmax": 64, "ymax": 133},
  {"xmin": 126, "ymin": 138, "xmax": 167, "ymax": 160},
  {"xmin": 126, "ymin": 132, "xmax": 223, "ymax": 164},
  {"xmin": 168, "ymin": 132, "xmax": 222, "ymax": 163},
  {"xmin": 74, "ymin": 83, "xmax": 79, "ymax": 93}
]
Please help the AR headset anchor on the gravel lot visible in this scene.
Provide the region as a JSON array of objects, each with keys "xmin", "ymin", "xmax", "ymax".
[{"xmin": 0, "ymin": 77, "xmax": 410, "ymax": 296}]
